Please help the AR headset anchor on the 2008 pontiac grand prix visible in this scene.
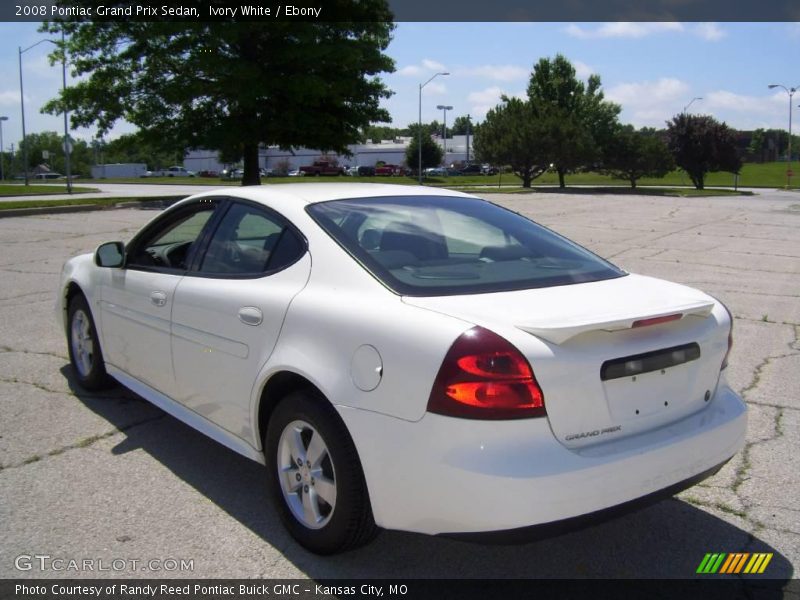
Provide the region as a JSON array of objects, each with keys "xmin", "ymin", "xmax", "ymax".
[{"xmin": 57, "ymin": 184, "xmax": 746, "ymax": 554}]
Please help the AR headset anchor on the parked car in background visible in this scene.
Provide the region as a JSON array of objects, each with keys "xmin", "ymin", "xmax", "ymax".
[
  {"xmin": 287, "ymin": 169, "xmax": 304, "ymax": 177},
  {"xmin": 197, "ymin": 170, "xmax": 219, "ymax": 178},
  {"xmin": 459, "ymin": 164, "xmax": 483, "ymax": 175},
  {"xmin": 145, "ymin": 166, "xmax": 197, "ymax": 178},
  {"xmin": 34, "ymin": 172, "xmax": 64, "ymax": 180},
  {"xmin": 481, "ymin": 164, "xmax": 499, "ymax": 176},
  {"xmin": 375, "ymin": 163, "xmax": 405, "ymax": 176},
  {"xmin": 58, "ymin": 184, "xmax": 745, "ymax": 555},
  {"xmin": 299, "ymin": 161, "xmax": 344, "ymax": 176},
  {"xmin": 424, "ymin": 167, "xmax": 446, "ymax": 176}
]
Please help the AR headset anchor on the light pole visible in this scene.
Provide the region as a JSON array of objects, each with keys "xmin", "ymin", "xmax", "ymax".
[
  {"xmin": 418, "ymin": 71, "xmax": 449, "ymax": 184},
  {"xmin": 19, "ymin": 35, "xmax": 71, "ymax": 190},
  {"xmin": 465, "ymin": 114, "xmax": 472, "ymax": 165},
  {"xmin": 436, "ymin": 104, "xmax": 453, "ymax": 171},
  {"xmin": 769, "ymin": 83, "xmax": 800, "ymax": 188},
  {"xmin": 0, "ymin": 116, "xmax": 8, "ymax": 181},
  {"xmin": 683, "ymin": 97, "xmax": 703, "ymax": 113}
]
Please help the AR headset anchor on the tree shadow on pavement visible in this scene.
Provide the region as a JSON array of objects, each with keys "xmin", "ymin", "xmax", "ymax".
[{"xmin": 63, "ymin": 366, "xmax": 793, "ymax": 594}]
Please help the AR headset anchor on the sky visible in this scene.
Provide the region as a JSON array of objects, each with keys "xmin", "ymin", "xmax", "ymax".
[{"xmin": 0, "ymin": 21, "xmax": 799, "ymax": 150}]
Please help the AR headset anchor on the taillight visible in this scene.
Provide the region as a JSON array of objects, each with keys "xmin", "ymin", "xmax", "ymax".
[
  {"xmin": 427, "ymin": 326, "xmax": 545, "ymax": 419},
  {"xmin": 720, "ymin": 302, "xmax": 733, "ymax": 370}
]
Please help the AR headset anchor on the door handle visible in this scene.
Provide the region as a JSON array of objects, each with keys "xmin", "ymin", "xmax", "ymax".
[
  {"xmin": 150, "ymin": 291, "xmax": 168, "ymax": 307},
  {"xmin": 238, "ymin": 306, "xmax": 263, "ymax": 326}
]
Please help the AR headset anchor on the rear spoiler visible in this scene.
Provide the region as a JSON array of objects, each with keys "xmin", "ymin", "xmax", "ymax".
[{"xmin": 517, "ymin": 300, "xmax": 715, "ymax": 345}]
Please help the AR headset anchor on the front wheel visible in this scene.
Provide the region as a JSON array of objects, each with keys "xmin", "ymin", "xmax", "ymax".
[
  {"xmin": 265, "ymin": 391, "xmax": 378, "ymax": 554},
  {"xmin": 67, "ymin": 295, "xmax": 111, "ymax": 390}
]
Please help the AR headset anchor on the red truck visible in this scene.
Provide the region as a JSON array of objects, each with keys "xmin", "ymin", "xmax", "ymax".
[
  {"xmin": 375, "ymin": 164, "xmax": 406, "ymax": 176},
  {"xmin": 299, "ymin": 161, "xmax": 344, "ymax": 176}
]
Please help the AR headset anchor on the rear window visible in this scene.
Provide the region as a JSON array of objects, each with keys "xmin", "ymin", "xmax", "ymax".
[{"xmin": 306, "ymin": 195, "xmax": 626, "ymax": 296}]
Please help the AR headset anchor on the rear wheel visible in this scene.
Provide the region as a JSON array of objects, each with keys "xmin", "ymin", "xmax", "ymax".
[
  {"xmin": 265, "ymin": 391, "xmax": 378, "ymax": 554},
  {"xmin": 67, "ymin": 295, "xmax": 111, "ymax": 390}
]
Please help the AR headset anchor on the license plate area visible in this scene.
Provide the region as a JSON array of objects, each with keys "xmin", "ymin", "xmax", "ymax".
[{"xmin": 601, "ymin": 342, "xmax": 700, "ymax": 381}]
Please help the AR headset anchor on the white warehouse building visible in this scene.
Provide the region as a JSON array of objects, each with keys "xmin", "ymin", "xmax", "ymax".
[{"xmin": 184, "ymin": 135, "xmax": 475, "ymax": 173}]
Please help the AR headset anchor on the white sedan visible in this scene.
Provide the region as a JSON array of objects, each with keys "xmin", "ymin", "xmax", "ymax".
[{"xmin": 57, "ymin": 184, "xmax": 746, "ymax": 554}]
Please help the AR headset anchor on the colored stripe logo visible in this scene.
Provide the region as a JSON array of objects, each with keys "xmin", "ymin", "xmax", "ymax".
[{"xmin": 696, "ymin": 553, "xmax": 773, "ymax": 574}]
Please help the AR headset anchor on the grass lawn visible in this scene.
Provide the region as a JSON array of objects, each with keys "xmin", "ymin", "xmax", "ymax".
[
  {"xmin": 455, "ymin": 186, "xmax": 753, "ymax": 197},
  {"xmin": 85, "ymin": 161, "xmax": 797, "ymax": 190},
  {"xmin": 0, "ymin": 195, "xmax": 185, "ymax": 211},
  {"xmin": 0, "ymin": 184, "xmax": 99, "ymax": 196}
]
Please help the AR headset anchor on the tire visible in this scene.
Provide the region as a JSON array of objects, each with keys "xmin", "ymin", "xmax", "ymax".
[
  {"xmin": 265, "ymin": 390, "xmax": 378, "ymax": 554},
  {"xmin": 67, "ymin": 295, "xmax": 112, "ymax": 391}
]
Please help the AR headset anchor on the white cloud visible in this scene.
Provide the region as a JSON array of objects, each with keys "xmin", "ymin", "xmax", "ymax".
[
  {"xmin": 398, "ymin": 58, "xmax": 447, "ymax": 77},
  {"xmin": 421, "ymin": 58, "xmax": 446, "ymax": 71},
  {"xmin": 467, "ymin": 86, "xmax": 525, "ymax": 119},
  {"xmin": 606, "ymin": 78, "xmax": 691, "ymax": 126},
  {"xmin": 455, "ymin": 65, "xmax": 528, "ymax": 82},
  {"xmin": 0, "ymin": 90, "xmax": 21, "ymax": 107},
  {"xmin": 572, "ymin": 60, "xmax": 594, "ymax": 79},
  {"xmin": 705, "ymin": 90, "xmax": 784, "ymax": 114},
  {"xmin": 565, "ymin": 22, "xmax": 683, "ymax": 39},
  {"xmin": 693, "ymin": 23, "xmax": 726, "ymax": 41},
  {"xmin": 397, "ymin": 65, "xmax": 422, "ymax": 77},
  {"xmin": 425, "ymin": 82, "xmax": 447, "ymax": 96}
]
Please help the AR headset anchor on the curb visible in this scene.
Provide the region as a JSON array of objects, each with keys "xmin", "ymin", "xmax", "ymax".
[
  {"xmin": 0, "ymin": 197, "xmax": 186, "ymax": 219},
  {"xmin": 0, "ymin": 204, "xmax": 109, "ymax": 219}
]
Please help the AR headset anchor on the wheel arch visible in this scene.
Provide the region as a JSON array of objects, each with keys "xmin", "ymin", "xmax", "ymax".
[{"xmin": 256, "ymin": 370, "xmax": 326, "ymax": 451}]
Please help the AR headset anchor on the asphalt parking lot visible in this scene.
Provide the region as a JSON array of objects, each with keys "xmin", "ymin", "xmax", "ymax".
[{"xmin": 0, "ymin": 189, "xmax": 797, "ymax": 584}]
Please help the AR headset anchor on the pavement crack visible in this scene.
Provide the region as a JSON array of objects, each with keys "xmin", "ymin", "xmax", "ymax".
[
  {"xmin": 0, "ymin": 347, "xmax": 68, "ymax": 361},
  {"xmin": 0, "ymin": 414, "xmax": 166, "ymax": 472}
]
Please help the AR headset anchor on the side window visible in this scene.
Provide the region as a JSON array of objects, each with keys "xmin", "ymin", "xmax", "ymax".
[
  {"xmin": 128, "ymin": 204, "xmax": 216, "ymax": 271},
  {"xmin": 198, "ymin": 203, "xmax": 305, "ymax": 276}
]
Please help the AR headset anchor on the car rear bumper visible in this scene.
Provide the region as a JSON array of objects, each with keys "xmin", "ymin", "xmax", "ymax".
[{"xmin": 337, "ymin": 383, "xmax": 746, "ymax": 535}]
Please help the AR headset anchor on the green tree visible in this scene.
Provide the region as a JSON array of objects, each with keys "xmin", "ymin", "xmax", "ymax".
[
  {"xmin": 42, "ymin": 8, "xmax": 395, "ymax": 186},
  {"xmin": 101, "ymin": 133, "xmax": 182, "ymax": 169},
  {"xmin": 405, "ymin": 134, "xmax": 443, "ymax": 173},
  {"xmin": 450, "ymin": 115, "xmax": 472, "ymax": 136},
  {"xmin": 666, "ymin": 114, "xmax": 742, "ymax": 189},
  {"xmin": 527, "ymin": 54, "xmax": 620, "ymax": 187},
  {"xmin": 601, "ymin": 126, "xmax": 675, "ymax": 188},
  {"xmin": 18, "ymin": 131, "xmax": 92, "ymax": 177},
  {"xmin": 473, "ymin": 97, "xmax": 550, "ymax": 188}
]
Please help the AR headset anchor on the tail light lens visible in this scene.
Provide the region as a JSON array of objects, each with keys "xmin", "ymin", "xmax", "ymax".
[
  {"xmin": 427, "ymin": 326, "xmax": 545, "ymax": 420},
  {"xmin": 720, "ymin": 302, "xmax": 733, "ymax": 370}
]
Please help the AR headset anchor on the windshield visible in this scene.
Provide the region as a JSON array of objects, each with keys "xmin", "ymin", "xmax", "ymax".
[{"xmin": 307, "ymin": 195, "xmax": 626, "ymax": 296}]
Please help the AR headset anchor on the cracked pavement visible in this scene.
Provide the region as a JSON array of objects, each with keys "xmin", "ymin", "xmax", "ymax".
[{"xmin": 0, "ymin": 190, "xmax": 797, "ymax": 585}]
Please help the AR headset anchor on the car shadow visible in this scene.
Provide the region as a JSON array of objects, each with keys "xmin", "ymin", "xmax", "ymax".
[{"xmin": 62, "ymin": 366, "xmax": 793, "ymax": 589}]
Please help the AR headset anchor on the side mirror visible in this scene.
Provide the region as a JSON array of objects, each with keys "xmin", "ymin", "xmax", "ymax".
[{"xmin": 95, "ymin": 241, "xmax": 125, "ymax": 268}]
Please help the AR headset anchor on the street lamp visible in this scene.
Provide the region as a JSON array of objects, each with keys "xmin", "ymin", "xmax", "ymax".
[
  {"xmin": 768, "ymin": 83, "xmax": 800, "ymax": 188},
  {"xmin": 0, "ymin": 116, "xmax": 8, "ymax": 181},
  {"xmin": 418, "ymin": 72, "xmax": 449, "ymax": 184},
  {"xmin": 19, "ymin": 33, "xmax": 72, "ymax": 191},
  {"xmin": 683, "ymin": 97, "xmax": 703, "ymax": 113},
  {"xmin": 436, "ymin": 105, "xmax": 453, "ymax": 171}
]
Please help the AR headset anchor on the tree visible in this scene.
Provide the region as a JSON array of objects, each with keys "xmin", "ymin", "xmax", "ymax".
[
  {"xmin": 42, "ymin": 7, "xmax": 395, "ymax": 186},
  {"xmin": 601, "ymin": 126, "xmax": 675, "ymax": 188},
  {"xmin": 527, "ymin": 55, "xmax": 620, "ymax": 187},
  {"xmin": 17, "ymin": 131, "xmax": 93, "ymax": 177},
  {"xmin": 101, "ymin": 133, "xmax": 182, "ymax": 169},
  {"xmin": 405, "ymin": 134, "xmax": 443, "ymax": 173},
  {"xmin": 666, "ymin": 114, "xmax": 742, "ymax": 189},
  {"xmin": 450, "ymin": 115, "xmax": 472, "ymax": 136},
  {"xmin": 473, "ymin": 97, "xmax": 550, "ymax": 188}
]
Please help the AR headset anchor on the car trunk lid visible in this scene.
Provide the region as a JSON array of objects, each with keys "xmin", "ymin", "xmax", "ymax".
[{"xmin": 404, "ymin": 274, "xmax": 730, "ymax": 448}]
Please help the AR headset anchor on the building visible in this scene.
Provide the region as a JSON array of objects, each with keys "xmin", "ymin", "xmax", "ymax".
[{"xmin": 184, "ymin": 135, "xmax": 475, "ymax": 173}]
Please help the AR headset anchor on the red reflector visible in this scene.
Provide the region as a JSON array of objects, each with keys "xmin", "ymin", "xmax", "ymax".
[
  {"xmin": 427, "ymin": 326, "xmax": 546, "ymax": 420},
  {"xmin": 632, "ymin": 314, "xmax": 682, "ymax": 328}
]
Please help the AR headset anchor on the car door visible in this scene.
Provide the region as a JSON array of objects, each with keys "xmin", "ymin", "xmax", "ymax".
[
  {"xmin": 98, "ymin": 199, "xmax": 221, "ymax": 397},
  {"xmin": 170, "ymin": 200, "xmax": 311, "ymax": 439}
]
